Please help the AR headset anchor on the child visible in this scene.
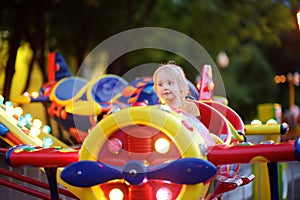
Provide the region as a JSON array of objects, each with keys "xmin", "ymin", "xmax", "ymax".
[{"xmin": 153, "ymin": 61, "xmax": 200, "ymax": 119}]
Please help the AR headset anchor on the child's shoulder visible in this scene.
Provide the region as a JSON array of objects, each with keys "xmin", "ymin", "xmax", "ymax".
[{"xmin": 182, "ymin": 100, "xmax": 200, "ymax": 118}]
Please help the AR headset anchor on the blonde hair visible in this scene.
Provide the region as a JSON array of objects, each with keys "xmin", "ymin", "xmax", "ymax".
[{"xmin": 153, "ymin": 61, "xmax": 189, "ymax": 99}]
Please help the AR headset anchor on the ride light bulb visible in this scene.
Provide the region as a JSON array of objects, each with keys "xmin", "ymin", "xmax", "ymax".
[
  {"xmin": 31, "ymin": 91, "xmax": 39, "ymax": 98},
  {"xmin": 29, "ymin": 127, "xmax": 40, "ymax": 137},
  {"xmin": 42, "ymin": 125, "xmax": 51, "ymax": 134},
  {"xmin": 109, "ymin": 188, "xmax": 124, "ymax": 200},
  {"xmin": 107, "ymin": 138, "xmax": 122, "ymax": 154},
  {"xmin": 266, "ymin": 119, "xmax": 277, "ymax": 125},
  {"xmin": 24, "ymin": 113, "xmax": 33, "ymax": 122},
  {"xmin": 23, "ymin": 92, "xmax": 30, "ymax": 97},
  {"xmin": 0, "ymin": 95, "xmax": 4, "ymax": 104},
  {"xmin": 155, "ymin": 138, "xmax": 170, "ymax": 154},
  {"xmin": 42, "ymin": 137, "xmax": 54, "ymax": 148},
  {"xmin": 32, "ymin": 119, "xmax": 42, "ymax": 129},
  {"xmin": 250, "ymin": 119, "xmax": 262, "ymax": 125},
  {"xmin": 5, "ymin": 101, "xmax": 14, "ymax": 116},
  {"xmin": 156, "ymin": 187, "xmax": 172, "ymax": 200},
  {"xmin": 17, "ymin": 116, "xmax": 27, "ymax": 128},
  {"xmin": 14, "ymin": 107, "xmax": 23, "ymax": 117}
]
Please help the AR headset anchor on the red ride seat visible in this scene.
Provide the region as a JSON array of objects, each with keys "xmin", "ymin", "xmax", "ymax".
[{"xmin": 195, "ymin": 101, "xmax": 232, "ymax": 145}]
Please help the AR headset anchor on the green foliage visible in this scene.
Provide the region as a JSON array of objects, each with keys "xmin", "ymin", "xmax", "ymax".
[{"xmin": 221, "ymin": 43, "xmax": 278, "ymax": 120}]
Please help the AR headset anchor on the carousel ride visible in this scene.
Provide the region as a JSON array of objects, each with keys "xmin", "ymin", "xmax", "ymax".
[{"xmin": 0, "ymin": 52, "xmax": 299, "ymax": 200}]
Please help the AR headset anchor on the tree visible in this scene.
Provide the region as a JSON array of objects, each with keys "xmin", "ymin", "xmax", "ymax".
[
  {"xmin": 0, "ymin": 0, "xmax": 299, "ymax": 120},
  {"xmin": 0, "ymin": 0, "xmax": 52, "ymax": 99}
]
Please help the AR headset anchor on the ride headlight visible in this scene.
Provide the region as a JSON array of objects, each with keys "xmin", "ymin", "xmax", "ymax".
[
  {"xmin": 156, "ymin": 187, "xmax": 172, "ymax": 200},
  {"xmin": 109, "ymin": 188, "xmax": 124, "ymax": 200},
  {"xmin": 107, "ymin": 138, "xmax": 122, "ymax": 154},
  {"xmin": 155, "ymin": 138, "xmax": 170, "ymax": 154}
]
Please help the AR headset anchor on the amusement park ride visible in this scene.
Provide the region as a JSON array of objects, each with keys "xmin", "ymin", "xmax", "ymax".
[{"xmin": 0, "ymin": 52, "xmax": 299, "ymax": 200}]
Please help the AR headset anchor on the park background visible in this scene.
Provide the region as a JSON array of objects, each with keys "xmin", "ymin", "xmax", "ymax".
[{"xmin": 1, "ymin": 0, "xmax": 300, "ymax": 122}]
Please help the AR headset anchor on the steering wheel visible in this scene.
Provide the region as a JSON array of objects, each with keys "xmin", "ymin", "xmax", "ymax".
[{"xmin": 62, "ymin": 106, "xmax": 216, "ymax": 200}]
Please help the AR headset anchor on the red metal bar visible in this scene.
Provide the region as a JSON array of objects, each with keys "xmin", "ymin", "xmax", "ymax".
[
  {"xmin": 0, "ymin": 147, "xmax": 8, "ymax": 153},
  {"xmin": 48, "ymin": 52, "xmax": 56, "ymax": 81},
  {"xmin": 6, "ymin": 132, "xmax": 23, "ymax": 145},
  {"xmin": 7, "ymin": 145, "xmax": 79, "ymax": 168},
  {"xmin": 0, "ymin": 168, "xmax": 77, "ymax": 198},
  {"xmin": 208, "ymin": 139, "xmax": 298, "ymax": 166},
  {"xmin": 0, "ymin": 178, "xmax": 52, "ymax": 200}
]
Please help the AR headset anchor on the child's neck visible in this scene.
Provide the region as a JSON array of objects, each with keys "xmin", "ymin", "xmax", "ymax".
[{"xmin": 167, "ymin": 98, "xmax": 182, "ymax": 110}]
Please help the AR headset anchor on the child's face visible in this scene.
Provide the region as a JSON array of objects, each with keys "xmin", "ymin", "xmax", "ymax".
[{"xmin": 155, "ymin": 70, "xmax": 181, "ymax": 104}]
